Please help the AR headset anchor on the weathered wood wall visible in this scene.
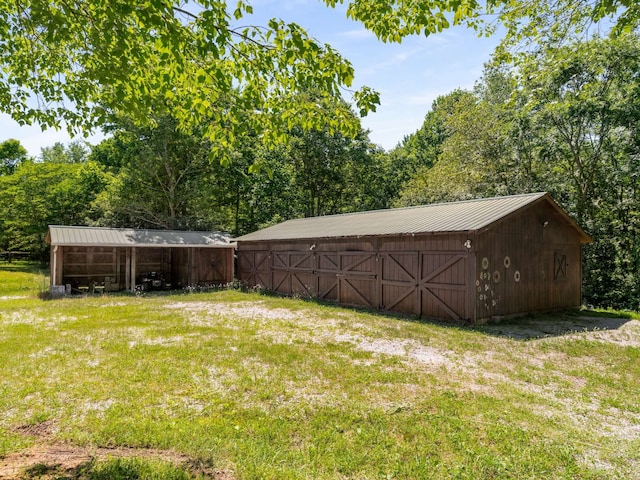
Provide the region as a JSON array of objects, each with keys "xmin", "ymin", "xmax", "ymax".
[
  {"xmin": 473, "ymin": 200, "xmax": 583, "ymax": 321},
  {"xmin": 60, "ymin": 246, "xmax": 122, "ymax": 291},
  {"xmin": 237, "ymin": 233, "xmax": 473, "ymax": 323},
  {"xmin": 56, "ymin": 246, "xmax": 233, "ymax": 292}
]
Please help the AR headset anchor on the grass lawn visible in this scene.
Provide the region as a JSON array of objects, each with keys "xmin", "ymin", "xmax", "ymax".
[{"xmin": 1, "ymin": 262, "xmax": 639, "ymax": 479}]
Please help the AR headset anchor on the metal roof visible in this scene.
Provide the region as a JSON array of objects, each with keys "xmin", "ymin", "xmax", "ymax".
[
  {"xmin": 46, "ymin": 226, "xmax": 232, "ymax": 247},
  {"xmin": 235, "ymin": 193, "xmax": 591, "ymax": 242}
]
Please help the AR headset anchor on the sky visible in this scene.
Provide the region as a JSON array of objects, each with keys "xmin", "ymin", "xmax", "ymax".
[{"xmin": 0, "ymin": 0, "xmax": 502, "ymax": 158}]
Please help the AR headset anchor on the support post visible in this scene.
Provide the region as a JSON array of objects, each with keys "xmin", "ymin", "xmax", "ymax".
[
  {"xmin": 228, "ymin": 247, "xmax": 235, "ymax": 283},
  {"xmin": 188, "ymin": 247, "xmax": 195, "ymax": 286},
  {"xmin": 464, "ymin": 236, "xmax": 477, "ymax": 324},
  {"xmin": 131, "ymin": 247, "xmax": 137, "ymax": 292},
  {"xmin": 125, "ymin": 248, "xmax": 131, "ymax": 291},
  {"xmin": 51, "ymin": 246, "xmax": 58, "ymax": 286}
]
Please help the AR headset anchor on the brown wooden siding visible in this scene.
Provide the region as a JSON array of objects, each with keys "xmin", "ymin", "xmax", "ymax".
[
  {"xmin": 171, "ymin": 248, "xmax": 190, "ymax": 287},
  {"xmin": 194, "ymin": 247, "xmax": 234, "ymax": 286},
  {"xmin": 474, "ymin": 202, "xmax": 583, "ymax": 321},
  {"xmin": 237, "ymin": 233, "xmax": 473, "ymax": 323}
]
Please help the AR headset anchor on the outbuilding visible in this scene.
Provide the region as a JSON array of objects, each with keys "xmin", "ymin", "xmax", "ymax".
[
  {"xmin": 46, "ymin": 225, "xmax": 234, "ymax": 293},
  {"xmin": 235, "ymin": 193, "xmax": 592, "ymax": 324}
]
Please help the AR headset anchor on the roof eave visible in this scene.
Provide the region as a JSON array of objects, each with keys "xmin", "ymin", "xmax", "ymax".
[
  {"xmin": 235, "ymin": 229, "xmax": 479, "ymax": 243},
  {"xmin": 49, "ymin": 242, "xmax": 230, "ymax": 248},
  {"xmin": 46, "ymin": 225, "xmax": 232, "ymax": 248}
]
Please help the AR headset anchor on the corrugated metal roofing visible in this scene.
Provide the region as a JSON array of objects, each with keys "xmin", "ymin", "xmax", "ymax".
[
  {"xmin": 235, "ymin": 192, "xmax": 590, "ymax": 242},
  {"xmin": 47, "ymin": 225, "xmax": 232, "ymax": 247}
]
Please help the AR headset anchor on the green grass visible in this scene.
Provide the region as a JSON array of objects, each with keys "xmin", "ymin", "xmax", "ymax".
[{"xmin": 1, "ymin": 263, "xmax": 640, "ymax": 479}]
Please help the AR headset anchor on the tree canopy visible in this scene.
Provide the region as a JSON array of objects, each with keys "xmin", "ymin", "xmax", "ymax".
[
  {"xmin": 2, "ymin": 0, "xmax": 637, "ymax": 153},
  {"xmin": 329, "ymin": 0, "xmax": 639, "ymax": 46},
  {"xmin": 0, "ymin": 0, "xmax": 379, "ymax": 158}
]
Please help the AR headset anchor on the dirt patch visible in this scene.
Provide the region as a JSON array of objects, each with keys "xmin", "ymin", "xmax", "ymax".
[
  {"xmin": 11, "ymin": 420, "xmax": 58, "ymax": 439},
  {"xmin": 325, "ymin": 332, "xmax": 452, "ymax": 366},
  {"xmin": 0, "ymin": 444, "xmax": 233, "ymax": 479},
  {"xmin": 1, "ymin": 311, "xmax": 77, "ymax": 327},
  {"xmin": 166, "ymin": 300, "xmax": 309, "ymax": 324},
  {"xmin": 98, "ymin": 301, "xmax": 129, "ymax": 308},
  {"xmin": 1, "ymin": 422, "xmax": 233, "ymax": 480},
  {"xmin": 355, "ymin": 337, "xmax": 451, "ymax": 365}
]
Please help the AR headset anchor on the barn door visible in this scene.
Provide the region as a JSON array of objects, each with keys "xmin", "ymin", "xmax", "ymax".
[
  {"xmin": 380, "ymin": 252, "xmax": 420, "ymax": 314},
  {"xmin": 272, "ymin": 252, "xmax": 317, "ymax": 297},
  {"xmin": 381, "ymin": 251, "xmax": 468, "ymax": 322},
  {"xmin": 419, "ymin": 252, "xmax": 468, "ymax": 322},
  {"xmin": 316, "ymin": 252, "xmax": 339, "ymax": 301},
  {"xmin": 238, "ymin": 251, "xmax": 271, "ymax": 289},
  {"xmin": 267, "ymin": 251, "xmax": 378, "ymax": 304},
  {"xmin": 336, "ymin": 252, "xmax": 377, "ymax": 308},
  {"xmin": 554, "ymin": 251, "xmax": 568, "ymax": 280},
  {"xmin": 197, "ymin": 249, "xmax": 227, "ymax": 284}
]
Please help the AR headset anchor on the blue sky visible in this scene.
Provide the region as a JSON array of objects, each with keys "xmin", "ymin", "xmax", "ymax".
[{"xmin": 0, "ymin": 0, "xmax": 502, "ymax": 157}]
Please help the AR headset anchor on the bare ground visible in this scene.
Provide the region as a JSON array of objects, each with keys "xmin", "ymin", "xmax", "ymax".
[{"xmin": 0, "ymin": 421, "xmax": 233, "ymax": 480}]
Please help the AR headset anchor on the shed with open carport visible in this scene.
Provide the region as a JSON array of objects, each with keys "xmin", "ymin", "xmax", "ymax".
[{"xmin": 46, "ymin": 225, "xmax": 234, "ymax": 293}]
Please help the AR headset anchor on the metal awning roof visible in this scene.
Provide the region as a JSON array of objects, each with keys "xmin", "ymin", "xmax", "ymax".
[
  {"xmin": 46, "ymin": 226, "xmax": 232, "ymax": 247},
  {"xmin": 235, "ymin": 193, "xmax": 592, "ymax": 243}
]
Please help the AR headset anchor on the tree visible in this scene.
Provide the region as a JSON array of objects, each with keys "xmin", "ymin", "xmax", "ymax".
[
  {"xmin": 91, "ymin": 116, "xmax": 218, "ymax": 230},
  {"xmin": 0, "ymin": 155, "xmax": 111, "ymax": 260},
  {"xmin": 0, "ymin": 0, "xmax": 379, "ymax": 161},
  {"xmin": 203, "ymin": 123, "xmax": 387, "ymax": 235},
  {"xmin": 515, "ymin": 34, "xmax": 640, "ymax": 309},
  {"xmin": 516, "ymin": 34, "xmax": 640, "ymax": 224},
  {"xmin": 386, "ymin": 90, "xmax": 475, "ymax": 203},
  {"xmin": 395, "ymin": 92, "xmax": 516, "ymax": 206},
  {"xmin": 286, "ymin": 127, "xmax": 376, "ymax": 217},
  {"xmin": 40, "ymin": 141, "xmax": 89, "ymax": 164},
  {"xmin": 0, "ymin": 139, "xmax": 28, "ymax": 175}
]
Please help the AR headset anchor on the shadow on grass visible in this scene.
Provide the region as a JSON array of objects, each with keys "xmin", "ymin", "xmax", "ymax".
[
  {"xmin": 0, "ymin": 261, "xmax": 47, "ymax": 275},
  {"xmin": 282, "ymin": 291, "xmax": 638, "ymax": 340},
  {"xmin": 471, "ymin": 310, "xmax": 635, "ymax": 340},
  {"xmin": 227, "ymin": 288, "xmax": 639, "ymax": 341},
  {"xmin": 19, "ymin": 457, "xmax": 217, "ymax": 480}
]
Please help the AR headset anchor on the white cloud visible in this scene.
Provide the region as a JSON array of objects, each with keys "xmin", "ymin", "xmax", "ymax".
[
  {"xmin": 405, "ymin": 94, "xmax": 439, "ymax": 106},
  {"xmin": 337, "ymin": 28, "xmax": 374, "ymax": 40}
]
